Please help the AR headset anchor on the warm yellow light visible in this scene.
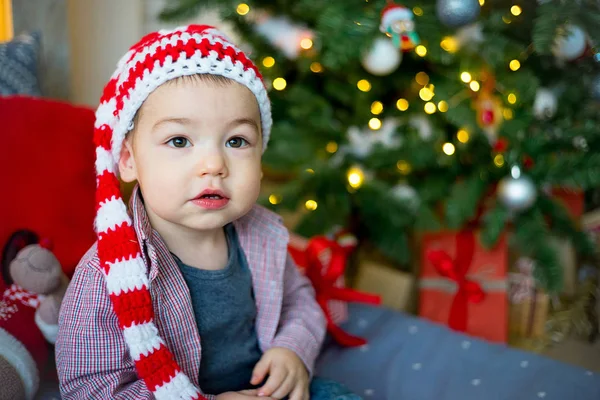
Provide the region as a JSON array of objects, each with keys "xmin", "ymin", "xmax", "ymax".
[
  {"xmin": 357, "ymin": 79, "xmax": 371, "ymax": 92},
  {"xmin": 424, "ymin": 102, "xmax": 437, "ymax": 114},
  {"xmin": 442, "ymin": 142, "xmax": 456, "ymax": 155},
  {"xmin": 413, "ymin": 7, "xmax": 423, "ymax": 16},
  {"xmin": 509, "ymin": 59, "xmax": 521, "ymax": 71},
  {"xmin": 396, "ymin": 98, "xmax": 409, "ymax": 111},
  {"xmin": 236, "ymin": 3, "xmax": 250, "ymax": 15},
  {"xmin": 508, "ymin": 93, "xmax": 517, "ymax": 104},
  {"xmin": 457, "ymin": 129, "xmax": 470, "ymax": 143},
  {"xmin": 326, "ymin": 141, "xmax": 338, "ymax": 153},
  {"xmin": 419, "ymin": 87, "xmax": 434, "ymax": 101},
  {"xmin": 503, "ymin": 108, "xmax": 514, "ymax": 120},
  {"xmin": 511, "ymin": 5, "xmax": 522, "ymax": 16},
  {"xmin": 470, "ymin": 81, "xmax": 481, "ymax": 92},
  {"xmin": 369, "ymin": 118, "xmax": 382, "ymax": 130},
  {"xmin": 461, "ymin": 72, "xmax": 472, "ymax": 83},
  {"xmin": 269, "ymin": 194, "xmax": 282, "ymax": 205},
  {"xmin": 494, "ymin": 154, "xmax": 505, "ymax": 167},
  {"xmin": 0, "ymin": 0, "xmax": 14, "ymax": 42},
  {"xmin": 347, "ymin": 167, "xmax": 365, "ymax": 189},
  {"xmin": 305, "ymin": 200, "xmax": 318, "ymax": 211},
  {"xmin": 415, "ymin": 45, "xmax": 427, "ymax": 57},
  {"xmin": 503, "ymin": 16, "xmax": 511, "ymax": 24},
  {"xmin": 479, "ymin": 0, "xmax": 485, "ymax": 5},
  {"xmin": 305, "ymin": 168, "xmax": 315, "ymax": 174},
  {"xmin": 273, "ymin": 77, "xmax": 287, "ymax": 91},
  {"xmin": 438, "ymin": 100, "xmax": 449, "ymax": 112},
  {"xmin": 396, "ymin": 160, "xmax": 412, "ymax": 175},
  {"xmin": 440, "ymin": 36, "xmax": 459, "ymax": 53},
  {"xmin": 416, "ymin": 72, "xmax": 429, "ymax": 85},
  {"xmin": 300, "ymin": 38, "xmax": 313, "ymax": 50},
  {"xmin": 310, "ymin": 62, "xmax": 323, "ymax": 73},
  {"xmin": 371, "ymin": 101, "xmax": 384, "ymax": 115},
  {"xmin": 262, "ymin": 56, "xmax": 275, "ymax": 68}
]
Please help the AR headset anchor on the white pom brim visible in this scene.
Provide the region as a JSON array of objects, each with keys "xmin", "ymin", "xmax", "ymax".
[{"xmin": 0, "ymin": 327, "xmax": 40, "ymax": 400}]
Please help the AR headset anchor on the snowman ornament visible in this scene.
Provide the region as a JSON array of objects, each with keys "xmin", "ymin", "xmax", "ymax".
[{"xmin": 379, "ymin": 3, "xmax": 420, "ymax": 52}]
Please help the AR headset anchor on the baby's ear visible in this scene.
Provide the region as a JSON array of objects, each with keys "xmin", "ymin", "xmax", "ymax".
[{"xmin": 118, "ymin": 137, "xmax": 138, "ymax": 183}]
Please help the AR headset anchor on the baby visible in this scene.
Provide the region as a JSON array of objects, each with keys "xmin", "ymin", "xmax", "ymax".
[{"xmin": 56, "ymin": 24, "xmax": 360, "ymax": 400}]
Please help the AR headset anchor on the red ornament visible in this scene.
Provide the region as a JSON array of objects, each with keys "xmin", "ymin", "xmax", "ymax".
[
  {"xmin": 481, "ymin": 109, "xmax": 495, "ymax": 126},
  {"xmin": 493, "ymin": 138, "xmax": 509, "ymax": 153},
  {"xmin": 523, "ymin": 155, "xmax": 535, "ymax": 169}
]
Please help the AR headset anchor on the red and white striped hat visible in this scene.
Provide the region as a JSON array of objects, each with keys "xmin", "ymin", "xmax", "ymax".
[{"xmin": 93, "ymin": 25, "xmax": 271, "ymax": 399}]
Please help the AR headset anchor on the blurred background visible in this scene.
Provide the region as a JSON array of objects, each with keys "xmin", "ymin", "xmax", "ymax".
[{"xmin": 2, "ymin": 0, "xmax": 600, "ymax": 387}]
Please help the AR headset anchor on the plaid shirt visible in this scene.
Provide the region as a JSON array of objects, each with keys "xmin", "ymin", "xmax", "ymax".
[{"xmin": 56, "ymin": 188, "xmax": 326, "ymax": 399}]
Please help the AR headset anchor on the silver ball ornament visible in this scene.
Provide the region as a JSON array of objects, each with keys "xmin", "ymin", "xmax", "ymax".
[
  {"xmin": 552, "ymin": 25, "xmax": 587, "ymax": 61},
  {"xmin": 361, "ymin": 38, "xmax": 402, "ymax": 76},
  {"xmin": 497, "ymin": 173, "xmax": 537, "ymax": 212},
  {"xmin": 392, "ymin": 183, "xmax": 420, "ymax": 212},
  {"xmin": 436, "ymin": 0, "xmax": 481, "ymax": 28}
]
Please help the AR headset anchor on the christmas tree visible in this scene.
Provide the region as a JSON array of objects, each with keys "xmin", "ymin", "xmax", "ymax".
[{"xmin": 159, "ymin": 0, "xmax": 600, "ymax": 292}]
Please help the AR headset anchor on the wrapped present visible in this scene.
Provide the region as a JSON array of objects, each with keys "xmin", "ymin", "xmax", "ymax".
[
  {"xmin": 582, "ymin": 208, "xmax": 600, "ymax": 245},
  {"xmin": 288, "ymin": 231, "xmax": 381, "ymax": 347},
  {"xmin": 419, "ymin": 229, "xmax": 508, "ymax": 343},
  {"xmin": 548, "ymin": 237, "xmax": 578, "ymax": 296},
  {"xmin": 551, "ymin": 187, "xmax": 585, "ymax": 220},
  {"xmin": 509, "ymin": 258, "xmax": 550, "ymax": 338},
  {"xmin": 355, "ymin": 259, "xmax": 415, "ymax": 313}
]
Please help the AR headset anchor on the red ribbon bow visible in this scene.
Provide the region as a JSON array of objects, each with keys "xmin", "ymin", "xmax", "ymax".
[
  {"xmin": 288, "ymin": 236, "xmax": 381, "ymax": 347},
  {"xmin": 426, "ymin": 230, "xmax": 485, "ymax": 333}
]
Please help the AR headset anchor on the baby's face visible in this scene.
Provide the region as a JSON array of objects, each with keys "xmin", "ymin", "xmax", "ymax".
[{"xmin": 119, "ymin": 77, "xmax": 263, "ymax": 234}]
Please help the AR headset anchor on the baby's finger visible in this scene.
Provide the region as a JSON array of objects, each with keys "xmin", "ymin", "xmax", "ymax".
[
  {"xmin": 250, "ymin": 357, "xmax": 271, "ymax": 385},
  {"xmin": 258, "ymin": 366, "xmax": 287, "ymax": 397},
  {"xmin": 288, "ymin": 383, "xmax": 308, "ymax": 400},
  {"xmin": 270, "ymin": 374, "xmax": 295, "ymax": 400}
]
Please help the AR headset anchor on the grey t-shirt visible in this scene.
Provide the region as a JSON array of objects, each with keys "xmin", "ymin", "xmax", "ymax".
[{"xmin": 173, "ymin": 223, "xmax": 263, "ymax": 394}]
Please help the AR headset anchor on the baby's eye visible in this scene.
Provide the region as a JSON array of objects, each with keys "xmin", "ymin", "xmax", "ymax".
[
  {"xmin": 167, "ymin": 137, "xmax": 190, "ymax": 148},
  {"xmin": 226, "ymin": 137, "xmax": 249, "ymax": 148}
]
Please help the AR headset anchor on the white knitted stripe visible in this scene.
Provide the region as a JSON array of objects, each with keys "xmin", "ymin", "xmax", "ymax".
[
  {"xmin": 0, "ymin": 328, "xmax": 39, "ymax": 400},
  {"xmin": 104, "ymin": 255, "xmax": 149, "ymax": 295},
  {"xmin": 153, "ymin": 370, "xmax": 201, "ymax": 400},
  {"xmin": 122, "ymin": 321, "xmax": 164, "ymax": 360},
  {"xmin": 95, "ymin": 196, "xmax": 132, "ymax": 234},
  {"xmin": 95, "ymin": 147, "xmax": 116, "ymax": 175},
  {"xmin": 95, "ymin": 97, "xmax": 118, "ymax": 129},
  {"xmin": 109, "ymin": 47, "xmax": 271, "ymax": 163},
  {"xmin": 115, "ymin": 28, "xmax": 244, "ymax": 92}
]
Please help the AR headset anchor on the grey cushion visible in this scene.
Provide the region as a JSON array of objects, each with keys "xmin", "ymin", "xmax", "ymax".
[{"xmin": 0, "ymin": 32, "xmax": 41, "ymax": 96}]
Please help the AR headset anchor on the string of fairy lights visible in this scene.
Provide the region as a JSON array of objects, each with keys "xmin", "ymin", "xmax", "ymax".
[{"xmin": 233, "ymin": 2, "xmax": 530, "ymax": 211}]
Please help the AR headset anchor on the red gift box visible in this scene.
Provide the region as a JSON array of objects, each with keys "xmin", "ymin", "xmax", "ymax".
[
  {"xmin": 551, "ymin": 187, "xmax": 585, "ymax": 219},
  {"xmin": 288, "ymin": 231, "xmax": 381, "ymax": 347},
  {"xmin": 418, "ymin": 230, "xmax": 508, "ymax": 343}
]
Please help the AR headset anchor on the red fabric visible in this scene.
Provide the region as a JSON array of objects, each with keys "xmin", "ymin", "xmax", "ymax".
[
  {"xmin": 419, "ymin": 230, "xmax": 508, "ymax": 343},
  {"xmin": 0, "ymin": 96, "xmax": 97, "ymax": 277}
]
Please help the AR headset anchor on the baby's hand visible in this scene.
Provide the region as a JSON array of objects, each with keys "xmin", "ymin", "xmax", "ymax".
[
  {"xmin": 216, "ymin": 389, "xmax": 275, "ymax": 399},
  {"xmin": 250, "ymin": 347, "xmax": 309, "ymax": 400}
]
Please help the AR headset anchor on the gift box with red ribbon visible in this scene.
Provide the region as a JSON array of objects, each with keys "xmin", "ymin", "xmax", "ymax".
[
  {"xmin": 418, "ymin": 229, "xmax": 508, "ymax": 343},
  {"xmin": 288, "ymin": 231, "xmax": 381, "ymax": 347}
]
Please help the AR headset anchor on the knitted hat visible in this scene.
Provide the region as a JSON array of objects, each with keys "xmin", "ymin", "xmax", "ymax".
[
  {"xmin": 93, "ymin": 25, "xmax": 272, "ymax": 399},
  {"xmin": 379, "ymin": 4, "xmax": 414, "ymax": 31}
]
